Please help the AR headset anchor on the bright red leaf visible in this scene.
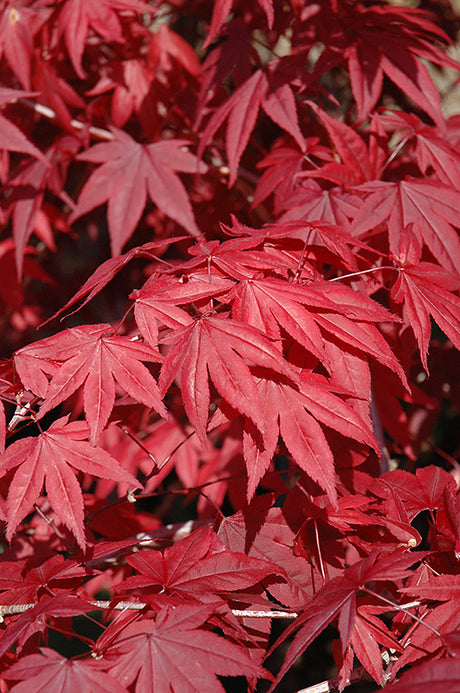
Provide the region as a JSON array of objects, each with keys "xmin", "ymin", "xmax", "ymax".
[
  {"xmin": 70, "ymin": 131, "xmax": 206, "ymax": 255},
  {"xmin": 0, "ymin": 416, "xmax": 141, "ymax": 548},
  {"xmin": 14, "ymin": 324, "xmax": 166, "ymax": 444},
  {"xmin": 159, "ymin": 314, "xmax": 297, "ymax": 446},
  {"xmin": 5, "ymin": 648, "xmax": 128, "ymax": 693},
  {"xmin": 100, "ymin": 603, "xmax": 270, "ymax": 692}
]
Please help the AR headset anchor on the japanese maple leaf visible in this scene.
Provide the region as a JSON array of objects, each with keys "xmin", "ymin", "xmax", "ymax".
[
  {"xmin": 352, "ymin": 178, "xmax": 460, "ymax": 275},
  {"xmin": 230, "ymin": 275, "xmax": 406, "ymax": 387},
  {"xmin": 388, "ymin": 600, "xmax": 460, "ymax": 677},
  {"xmin": 218, "ymin": 501, "xmax": 315, "ymax": 609},
  {"xmin": 198, "ymin": 60, "xmax": 305, "ymax": 186},
  {"xmin": 241, "ymin": 371, "xmax": 377, "ymax": 504},
  {"xmin": 379, "ymin": 466, "xmax": 456, "ymax": 522},
  {"xmin": 314, "ymin": 3, "xmax": 459, "ymax": 126},
  {"xmin": 131, "ymin": 274, "xmax": 232, "ymax": 348},
  {"xmin": 0, "ymin": 595, "xmax": 92, "ymax": 659},
  {"xmin": 0, "ymin": 416, "xmax": 141, "ymax": 549},
  {"xmin": 158, "ymin": 314, "xmax": 297, "ymax": 446},
  {"xmin": 280, "ymin": 180, "xmax": 363, "ymax": 230},
  {"xmin": 0, "ymin": 554, "xmax": 88, "ymax": 606},
  {"xmin": 204, "ymin": 0, "xmax": 274, "ymax": 48},
  {"xmin": 268, "ymin": 550, "xmax": 423, "ymax": 692},
  {"xmin": 0, "ymin": 2, "xmax": 48, "ymax": 89},
  {"xmin": 378, "ymin": 110, "xmax": 460, "ymax": 189},
  {"xmin": 14, "ymin": 323, "xmax": 167, "ymax": 445},
  {"xmin": 54, "ymin": 0, "xmax": 152, "ymax": 79},
  {"xmin": 70, "ymin": 130, "xmax": 206, "ymax": 256},
  {"xmin": 229, "ymin": 276, "xmax": 337, "ymax": 363},
  {"xmin": 101, "ymin": 603, "xmax": 269, "ymax": 692},
  {"xmin": 5, "ymin": 648, "xmax": 128, "ymax": 693},
  {"xmin": 392, "ymin": 262, "xmax": 460, "ymax": 371},
  {"xmin": 118, "ymin": 525, "xmax": 282, "ymax": 600}
]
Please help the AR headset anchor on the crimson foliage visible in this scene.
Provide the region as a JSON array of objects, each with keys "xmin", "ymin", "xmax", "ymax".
[{"xmin": 0, "ymin": 1, "xmax": 459, "ymax": 691}]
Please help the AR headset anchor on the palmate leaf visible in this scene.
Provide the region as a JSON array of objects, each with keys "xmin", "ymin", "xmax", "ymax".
[
  {"xmin": 352, "ymin": 178, "xmax": 460, "ymax": 275},
  {"xmin": 5, "ymin": 648, "xmax": 128, "ymax": 693},
  {"xmin": 159, "ymin": 314, "xmax": 297, "ymax": 446},
  {"xmin": 0, "ymin": 416, "xmax": 141, "ymax": 549},
  {"xmin": 314, "ymin": 2, "xmax": 460, "ymax": 126},
  {"xmin": 131, "ymin": 274, "xmax": 232, "ymax": 348},
  {"xmin": 101, "ymin": 603, "xmax": 269, "ymax": 692},
  {"xmin": 70, "ymin": 130, "xmax": 206, "ymax": 255},
  {"xmin": 118, "ymin": 525, "xmax": 282, "ymax": 599},
  {"xmin": 391, "ymin": 261, "xmax": 460, "ymax": 371},
  {"xmin": 268, "ymin": 551, "xmax": 424, "ymax": 693},
  {"xmin": 0, "ymin": 596, "xmax": 92, "ymax": 659},
  {"xmin": 53, "ymin": 0, "xmax": 152, "ymax": 79},
  {"xmin": 14, "ymin": 324, "xmax": 167, "ymax": 445},
  {"xmin": 198, "ymin": 60, "xmax": 305, "ymax": 186},
  {"xmin": 242, "ymin": 371, "xmax": 377, "ymax": 504}
]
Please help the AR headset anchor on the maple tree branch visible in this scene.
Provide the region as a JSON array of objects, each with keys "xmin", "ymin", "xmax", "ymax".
[
  {"xmin": 18, "ymin": 98, "xmax": 115, "ymax": 141},
  {"xmin": 0, "ymin": 601, "xmax": 298, "ymax": 620}
]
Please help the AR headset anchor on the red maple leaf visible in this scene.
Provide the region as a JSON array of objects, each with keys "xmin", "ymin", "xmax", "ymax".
[
  {"xmin": 268, "ymin": 550, "xmax": 423, "ymax": 692},
  {"xmin": 352, "ymin": 178, "xmax": 460, "ymax": 274},
  {"xmin": 198, "ymin": 60, "xmax": 305, "ymax": 185},
  {"xmin": 118, "ymin": 525, "xmax": 283, "ymax": 600},
  {"xmin": 0, "ymin": 595, "xmax": 92, "ymax": 659},
  {"xmin": 53, "ymin": 0, "xmax": 152, "ymax": 79},
  {"xmin": 377, "ymin": 110, "xmax": 460, "ymax": 189},
  {"xmin": 70, "ymin": 131, "xmax": 207, "ymax": 256},
  {"xmin": 158, "ymin": 313, "xmax": 297, "ymax": 446},
  {"xmin": 0, "ymin": 2, "xmax": 48, "ymax": 89},
  {"xmin": 390, "ymin": 233, "xmax": 460, "ymax": 370},
  {"xmin": 14, "ymin": 324, "xmax": 167, "ymax": 444},
  {"xmin": 0, "ymin": 415, "xmax": 141, "ymax": 548},
  {"xmin": 280, "ymin": 180, "xmax": 363, "ymax": 230},
  {"xmin": 132, "ymin": 273, "xmax": 232, "ymax": 348},
  {"xmin": 218, "ymin": 499, "xmax": 315, "ymax": 609},
  {"xmin": 0, "ymin": 554, "xmax": 88, "ymax": 606},
  {"xmin": 313, "ymin": 3, "xmax": 459, "ymax": 126},
  {"xmin": 100, "ymin": 603, "xmax": 270, "ymax": 692},
  {"xmin": 241, "ymin": 371, "xmax": 377, "ymax": 504},
  {"xmin": 5, "ymin": 648, "xmax": 128, "ymax": 693}
]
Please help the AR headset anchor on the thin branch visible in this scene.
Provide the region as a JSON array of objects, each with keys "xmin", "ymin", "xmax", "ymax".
[
  {"xmin": 0, "ymin": 601, "xmax": 298, "ymax": 620},
  {"xmin": 19, "ymin": 98, "xmax": 115, "ymax": 141}
]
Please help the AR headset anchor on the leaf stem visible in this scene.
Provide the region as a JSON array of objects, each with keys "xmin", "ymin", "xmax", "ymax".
[
  {"xmin": 328, "ymin": 266, "xmax": 395, "ymax": 282},
  {"xmin": 362, "ymin": 587, "xmax": 444, "ymax": 641}
]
